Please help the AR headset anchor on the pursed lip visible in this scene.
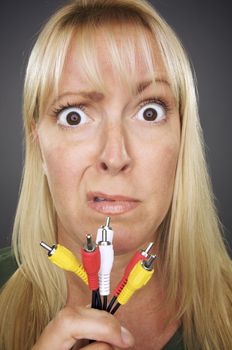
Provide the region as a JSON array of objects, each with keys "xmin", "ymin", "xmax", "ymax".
[
  {"xmin": 87, "ymin": 191, "xmax": 140, "ymax": 215},
  {"xmin": 87, "ymin": 191, "xmax": 140, "ymax": 202}
]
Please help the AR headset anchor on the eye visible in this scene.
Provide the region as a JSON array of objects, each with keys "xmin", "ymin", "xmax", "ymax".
[
  {"xmin": 57, "ymin": 106, "xmax": 89, "ymax": 128},
  {"xmin": 136, "ymin": 101, "xmax": 166, "ymax": 123}
]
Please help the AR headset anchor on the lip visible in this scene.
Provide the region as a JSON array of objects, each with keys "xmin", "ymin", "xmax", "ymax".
[{"xmin": 87, "ymin": 191, "xmax": 140, "ymax": 215}]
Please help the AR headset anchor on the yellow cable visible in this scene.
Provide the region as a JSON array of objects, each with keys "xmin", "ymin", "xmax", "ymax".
[
  {"xmin": 49, "ymin": 244, "xmax": 88, "ymax": 285},
  {"xmin": 117, "ymin": 260, "xmax": 154, "ymax": 305}
]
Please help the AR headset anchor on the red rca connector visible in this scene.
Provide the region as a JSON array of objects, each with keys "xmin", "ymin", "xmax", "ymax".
[
  {"xmin": 113, "ymin": 242, "xmax": 154, "ymax": 297},
  {"xmin": 81, "ymin": 234, "xmax": 100, "ymax": 291}
]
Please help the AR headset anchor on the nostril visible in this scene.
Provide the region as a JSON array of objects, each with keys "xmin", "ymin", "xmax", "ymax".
[
  {"xmin": 100, "ymin": 162, "xmax": 108, "ymax": 171},
  {"xmin": 122, "ymin": 164, "xmax": 129, "ymax": 172},
  {"xmin": 99, "ymin": 161, "xmax": 130, "ymax": 173}
]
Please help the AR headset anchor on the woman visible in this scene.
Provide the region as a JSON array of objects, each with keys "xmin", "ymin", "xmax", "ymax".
[{"xmin": 0, "ymin": 0, "xmax": 231, "ymax": 349}]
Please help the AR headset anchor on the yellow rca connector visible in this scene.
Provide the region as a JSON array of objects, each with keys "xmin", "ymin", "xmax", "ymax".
[
  {"xmin": 40, "ymin": 241, "xmax": 88, "ymax": 285},
  {"xmin": 117, "ymin": 255, "xmax": 156, "ymax": 305}
]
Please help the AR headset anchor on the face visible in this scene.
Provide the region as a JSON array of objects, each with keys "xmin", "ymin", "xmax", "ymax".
[{"xmin": 36, "ymin": 27, "xmax": 180, "ymax": 255}]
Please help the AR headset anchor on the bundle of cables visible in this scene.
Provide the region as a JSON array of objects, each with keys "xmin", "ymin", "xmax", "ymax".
[{"xmin": 40, "ymin": 216, "xmax": 156, "ymax": 317}]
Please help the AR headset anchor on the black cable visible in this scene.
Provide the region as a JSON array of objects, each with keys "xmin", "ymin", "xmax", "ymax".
[
  {"xmin": 89, "ymin": 291, "xmax": 99, "ymax": 344},
  {"xmin": 89, "ymin": 291, "xmax": 97, "ymax": 343},
  {"xmin": 96, "ymin": 289, "xmax": 102, "ymax": 310},
  {"xmin": 106, "ymin": 295, "xmax": 117, "ymax": 312},
  {"xmin": 91, "ymin": 290, "xmax": 102, "ymax": 310},
  {"xmin": 110, "ymin": 302, "xmax": 121, "ymax": 315},
  {"xmin": 94, "ymin": 290, "xmax": 99, "ymax": 308},
  {"xmin": 91, "ymin": 291, "xmax": 96, "ymax": 309},
  {"xmin": 103, "ymin": 295, "xmax": 107, "ymax": 311}
]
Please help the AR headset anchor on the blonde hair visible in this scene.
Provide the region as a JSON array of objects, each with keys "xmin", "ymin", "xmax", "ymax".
[{"xmin": 0, "ymin": 1, "xmax": 231, "ymax": 349}]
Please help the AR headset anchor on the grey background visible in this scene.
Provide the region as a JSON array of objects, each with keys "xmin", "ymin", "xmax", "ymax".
[{"xmin": 0, "ymin": 0, "xmax": 231, "ymax": 255}]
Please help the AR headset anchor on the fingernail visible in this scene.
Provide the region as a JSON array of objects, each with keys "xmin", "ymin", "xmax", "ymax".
[{"xmin": 121, "ymin": 326, "xmax": 134, "ymax": 346}]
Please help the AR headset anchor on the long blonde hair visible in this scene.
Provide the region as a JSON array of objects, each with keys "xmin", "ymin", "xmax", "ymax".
[{"xmin": 0, "ymin": 1, "xmax": 231, "ymax": 349}]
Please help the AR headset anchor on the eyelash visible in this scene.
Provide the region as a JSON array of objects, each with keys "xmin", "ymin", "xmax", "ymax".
[
  {"xmin": 51, "ymin": 97, "xmax": 171, "ymax": 130},
  {"xmin": 52, "ymin": 102, "xmax": 86, "ymax": 117},
  {"xmin": 139, "ymin": 98, "xmax": 171, "ymax": 114}
]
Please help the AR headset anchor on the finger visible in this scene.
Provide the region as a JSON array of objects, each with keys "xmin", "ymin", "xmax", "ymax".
[
  {"xmin": 61, "ymin": 307, "xmax": 134, "ymax": 347},
  {"xmin": 33, "ymin": 306, "xmax": 134, "ymax": 350}
]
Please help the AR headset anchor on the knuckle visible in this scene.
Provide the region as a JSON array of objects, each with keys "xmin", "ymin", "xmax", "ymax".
[
  {"xmin": 54, "ymin": 306, "xmax": 80, "ymax": 330},
  {"xmin": 100, "ymin": 312, "xmax": 121, "ymax": 335}
]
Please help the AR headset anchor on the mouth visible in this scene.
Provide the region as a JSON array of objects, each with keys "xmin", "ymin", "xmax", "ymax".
[
  {"xmin": 87, "ymin": 192, "xmax": 140, "ymax": 215},
  {"xmin": 93, "ymin": 197, "xmax": 114, "ymax": 202}
]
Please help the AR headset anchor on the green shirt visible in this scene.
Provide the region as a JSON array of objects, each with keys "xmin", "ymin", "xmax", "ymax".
[
  {"xmin": 0, "ymin": 247, "xmax": 184, "ymax": 349},
  {"xmin": 0, "ymin": 246, "xmax": 18, "ymax": 287},
  {"xmin": 163, "ymin": 327, "xmax": 184, "ymax": 349}
]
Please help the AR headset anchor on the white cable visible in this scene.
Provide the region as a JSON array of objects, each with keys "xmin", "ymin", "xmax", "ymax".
[{"xmin": 98, "ymin": 228, "xmax": 114, "ymax": 296}]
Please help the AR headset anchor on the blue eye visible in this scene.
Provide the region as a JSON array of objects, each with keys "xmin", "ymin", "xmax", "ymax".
[
  {"xmin": 136, "ymin": 102, "xmax": 166, "ymax": 123},
  {"xmin": 57, "ymin": 106, "xmax": 89, "ymax": 127}
]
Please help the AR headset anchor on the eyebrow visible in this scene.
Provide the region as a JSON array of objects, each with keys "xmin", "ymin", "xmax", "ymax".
[
  {"xmin": 135, "ymin": 78, "xmax": 170, "ymax": 96},
  {"xmin": 51, "ymin": 77, "xmax": 171, "ymax": 106}
]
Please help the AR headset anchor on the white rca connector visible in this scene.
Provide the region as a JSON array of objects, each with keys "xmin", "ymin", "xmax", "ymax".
[
  {"xmin": 96, "ymin": 217, "xmax": 114, "ymax": 244},
  {"xmin": 98, "ymin": 227, "xmax": 114, "ymax": 296}
]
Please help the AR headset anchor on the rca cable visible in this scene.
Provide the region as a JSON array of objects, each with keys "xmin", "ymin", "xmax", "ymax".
[{"xmin": 40, "ymin": 217, "xmax": 156, "ymax": 316}]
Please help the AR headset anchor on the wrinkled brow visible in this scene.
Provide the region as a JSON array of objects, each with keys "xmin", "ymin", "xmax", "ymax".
[{"xmin": 51, "ymin": 77, "xmax": 171, "ymax": 106}]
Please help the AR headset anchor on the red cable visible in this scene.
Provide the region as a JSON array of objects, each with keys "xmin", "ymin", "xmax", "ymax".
[{"xmin": 81, "ymin": 246, "xmax": 100, "ymax": 291}]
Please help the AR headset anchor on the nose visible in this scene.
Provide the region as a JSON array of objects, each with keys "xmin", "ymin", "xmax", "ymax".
[{"xmin": 97, "ymin": 123, "xmax": 132, "ymax": 176}]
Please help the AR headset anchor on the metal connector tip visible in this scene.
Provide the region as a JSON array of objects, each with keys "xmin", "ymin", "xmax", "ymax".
[
  {"xmin": 102, "ymin": 228, "xmax": 107, "ymax": 242},
  {"xmin": 86, "ymin": 234, "xmax": 93, "ymax": 250},
  {"xmin": 105, "ymin": 217, "xmax": 111, "ymax": 228},
  {"xmin": 84, "ymin": 234, "xmax": 96, "ymax": 252},
  {"xmin": 142, "ymin": 254, "xmax": 157, "ymax": 270},
  {"xmin": 99, "ymin": 228, "xmax": 110, "ymax": 246},
  {"xmin": 40, "ymin": 241, "xmax": 52, "ymax": 252},
  {"xmin": 142, "ymin": 242, "xmax": 155, "ymax": 257},
  {"xmin": 40, "ymin": 241, "xmax": 56, "ymax": 256}
]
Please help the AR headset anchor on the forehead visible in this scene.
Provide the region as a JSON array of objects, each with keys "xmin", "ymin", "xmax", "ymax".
[{"xmin": 59, "ymin": 24, "xmax": 168, "ymax": 94}]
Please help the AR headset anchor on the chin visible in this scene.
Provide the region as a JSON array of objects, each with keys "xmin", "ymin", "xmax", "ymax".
[
  {"xmin": 59, "ymin": 212, "xmax": 157, "ymax": 254},
  {"xmin": 107, "ymin": 226, "xmax": 153, "ymax": 255}
]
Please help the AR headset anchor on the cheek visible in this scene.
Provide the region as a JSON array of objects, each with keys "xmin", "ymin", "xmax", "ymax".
[
  {"xmin": 139, "ymin": 135, "xmax": 180, "ymax": 215},
  {"xmin": 37, "ymin": 129, "xmax": 87, "ymax": 197},
  {"xmin": 37, "ymin": 119, "xmax": 98, "ymax": 178},
  {"xmin": 155, "ymin": 142, "xmax": 179, "ymax": 190},
  {"xmin": 46, "ymin": 151, "xmax": 77, "ymax": 190},
  {"xmin": 140, "ymin": 136, "xmax": 179, "ymax": 183},
  {"xmin": 45, "ymin": 147, "xmax": 94, "ymax": 196}
]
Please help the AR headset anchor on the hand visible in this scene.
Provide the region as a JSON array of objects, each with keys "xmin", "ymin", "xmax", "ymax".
[{"xmin": 32, "ymin": 305, "xmax": 134, "ymax": 350}]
